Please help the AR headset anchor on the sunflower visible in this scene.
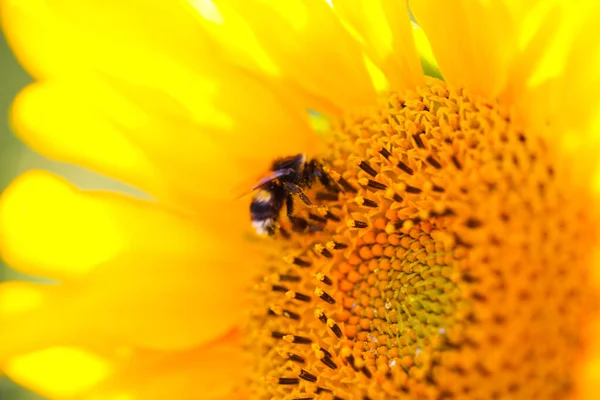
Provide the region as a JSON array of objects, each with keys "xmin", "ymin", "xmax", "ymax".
[{"xmin": 1, "ymin": 0, "xmax": 600, "ymax": 399}]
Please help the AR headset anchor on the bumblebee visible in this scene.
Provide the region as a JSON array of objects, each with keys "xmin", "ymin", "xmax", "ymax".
[{"xmin": 250, "ymin": 154, "xmax": 338, "ymax": 235}]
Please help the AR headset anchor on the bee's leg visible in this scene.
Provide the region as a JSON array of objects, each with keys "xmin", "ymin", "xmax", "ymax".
[
  {"xmin": 283, "ymin": 183, "xmax": 317, "ymax": 233},
  {"xmin": 311, "ymin": 161, "xmax": 342, "ymax": 194},
  {"xmin": 285, "ymin": 192, "xmax": 312, "ymax": 233},
  {"xmin": 285, "ymin": 192, "xmax": 295, "ymax": 217},
  {"xmin": 319, "ymin": 173, "xmax": 341, "ymax": 194},
  {"xmin": 282, "ymin": 182, "xmax": 313, "ymax": 207}
]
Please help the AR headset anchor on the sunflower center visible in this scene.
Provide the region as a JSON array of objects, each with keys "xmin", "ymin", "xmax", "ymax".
[{"xmin": 245, "ymin": 79, "xmax": 597, "ymax": 399}]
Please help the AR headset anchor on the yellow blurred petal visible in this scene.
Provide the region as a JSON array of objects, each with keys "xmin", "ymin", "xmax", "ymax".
[
  {"xmin": 412, "ymin": 0, "xmax": 600, "ymax": 148},
  {"xmin": 1, "ymin": 0, "xmax": 212, "ymax": 82},
  {"xmin": 2, "ymin": 331, "xmax": 248, "ymax": 400},
  {"xmin": 515, "ymin": 2, "xmax": 600, "ymax": 140},
  {"xmin": 2, "ymin": 0, "xmax": 318, "ymax": 210},
  {"xmin": 4, "ymin": 334, "xmax": 246, "ymax": 400},
  {"xmin": 5, "ymin": 346, "xmax": 112, "ymax": 399},
  {"xmin": 11, "ymin": 83, "xmax": 168, "ymax": 200},
  {"xmin": 0, "ymin": 253, "xmax": 256, "ymax": 357},
  {"xmin": 197, "ymin": 0, "xmax": 377, "ymax": 113},
  {"xmin": 0, "ymin": 171, "xmax": 223, "ymax": 280},
  {"xmin": 92, "ymin": 335, "xmax": 248, "ymax": 400},
  {"xmin": 1, "ymin": 0, "xmax": 374, "ymax": 115},
  {"xmin": 480, "ymin": 1, "xmax": 600, "ymax": 186},
  {"xmin": 411, "ymin": 0, "xmax": 517, "ymax": 98},
  {"xmin": 497, "ymin": 1, "xmax": 573, "ymax": 104},
  {"xmin": 12, "ymin": 73, "xmax": 315, "ymax": 210},
  {"xmin": 411, "ymin": 21, "xmax": 441, "ymax": 79},
  {"xmin": 362, "ymin": 55, "xmax": 389, "ymax": 92},
  {"xmin": 332, "ymin": 0, "xmax": 424, "ymax": 91},
  {"xmin": 0, "ymin": 172, "xmax": 261, "ymax": 355},
  {"xmin": 0, "ymin": 282, "xmax": 45, "ymax": 316},
  {"xmin": 186, "ymin": 0, "xmax": 280, "ymax": 77}
]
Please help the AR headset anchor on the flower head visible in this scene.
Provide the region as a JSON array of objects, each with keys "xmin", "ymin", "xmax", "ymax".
[{"xmin": 1, "ymin": 0, "xmax": 600, "ymax": 399}]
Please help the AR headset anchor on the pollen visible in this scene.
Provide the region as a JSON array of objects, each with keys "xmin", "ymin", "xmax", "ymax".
[{"xmin": 245, "ymin": 79, "xmax": 598, "ymax": 400}]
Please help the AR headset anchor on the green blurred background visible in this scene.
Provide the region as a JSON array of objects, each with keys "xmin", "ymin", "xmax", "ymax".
[{"xmin": 0, "ymin": 30, "xmax": 45, "ymax": 400}]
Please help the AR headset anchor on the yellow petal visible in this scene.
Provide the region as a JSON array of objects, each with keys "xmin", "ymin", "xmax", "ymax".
[
  {"xmin": 412, "ymin": 0, "xmax": 600, "ymax": 183},
  {"xmin": 10, "ymin": 83, "xmax": 167, "ymax": 200},
  {"xmin": 3, "ymin": 0, "xmax": 318, "ymax": 210},
  {"xmin": 5, "ymin": 346, "xmax": 112, "ymax": 399},
  {"xmin": 0, "ymin": 171, "xmax": 227, "ymax": 280},
  {"xmin": 196, "ymin": 0, "xmax": 377, "ymax": 113},
  {"xmin": 1, "ymin": 0, "xmax": 212, "ymax": 81},
  {"xmin": 0, "ymin": 253, "xmax": 254, "ymax": 357},
  {"xmin": 411, "ymin": 0, "xmax": 517, "ymax": 98},
  {"xmin": 497, "ymin": 0, "xmax": 562, "ymax": 106},
  {"xmin": 514, "ymin": 2, "xmax": 600, "ymax": 139},
  {"xmin": 4, "ymin": 335, "xmax": 246, "ymax": 400},
  {"xmin": 0, "ymin": 172, "xmax": 260, "ymax": 355},
  {"xmin": 92, "ymin": 334, "xmax": 248, "ymax": 400},
  {"xmin": 411, "ymin": 21, "xmax": 441, "ymax": 79},
  {"xmin": 11, "ymin": 75, "xmax": 315, "ymax": 210},
  {"xmin": 486, "ymin": 1, "xmax": 600, "ymax": 185},
  {"xmin": 0, "ymin": 281, "xmax": 46, "ymax": 316},
  {"xmin": 1, "ymin": 0, "xmax": 353, "ymax": 119},
  {"xmin": 331, "ymin": 0, "xmax": 424, "ymax": 91}
]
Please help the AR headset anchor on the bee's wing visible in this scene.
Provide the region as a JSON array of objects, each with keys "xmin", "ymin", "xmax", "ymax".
[
  {"xmin": 251, "ymin": 168, "xmax": 295, "ymax": 190},
  {"xmin": 232, "ymin": 179, "xmax": 260, "ymax": 201},
  {"xmin": 231, "ymin": 168, "xmax": 294, "ymax": 201}
]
